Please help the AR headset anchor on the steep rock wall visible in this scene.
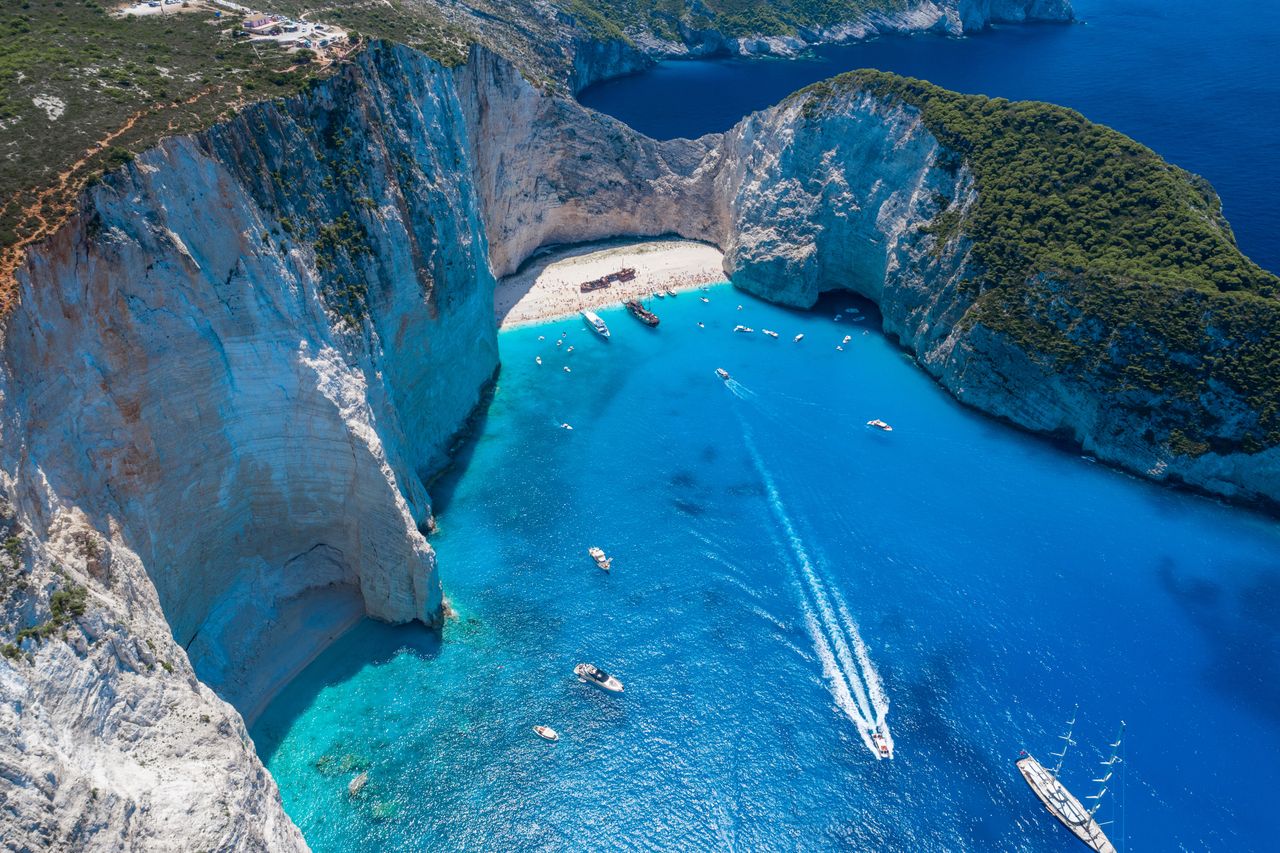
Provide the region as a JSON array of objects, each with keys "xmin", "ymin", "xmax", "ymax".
[
  {"xmin": 454, "ymin": 47, "xmax": 724, "ymax": 277},
  {"xmin": 567, "ymin": 0, "xmax": 1074, "ymax": 83},
  {"xmin": 0, "ymin": 43, "xmax": 498, "ymax": 850}
]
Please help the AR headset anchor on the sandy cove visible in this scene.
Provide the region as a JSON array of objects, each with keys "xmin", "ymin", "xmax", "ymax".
[{"xmin": 495, "ymin": 238, "xmax": 727, "ymax": 328}]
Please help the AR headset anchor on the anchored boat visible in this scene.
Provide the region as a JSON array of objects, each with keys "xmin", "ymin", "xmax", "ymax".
[
  {"xmin": 1017, "ymin": 711, "xmax": 1124, "ymax": 853},
  {"xmin": 866, "ymin": 419, "xmax": 893, "ymax": 432},
  {"xmin": 533, "ymin": 725, "xmax": 560, "ymax": 742},
  {"xmin": 624, "ymin": 299, "xmax": 660, "ymax": 327},
  {"xmin": 581, "ymin": 309, "xmax": 610, "ymax": 339},
  {"xmin": 574, "ymin": 663, "xmax": 624, "ymax": 693}
]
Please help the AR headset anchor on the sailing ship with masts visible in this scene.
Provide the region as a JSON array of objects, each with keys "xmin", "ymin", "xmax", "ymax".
[{"xmin": 1017, "ymin": 708, "xmax": 1125, "ymax": 853}]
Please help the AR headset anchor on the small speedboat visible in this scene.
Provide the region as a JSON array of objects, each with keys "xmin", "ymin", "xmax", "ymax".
[
  {"xmin": 871, "ymin": 730, "xmax": 891, "ymax": 757},
  {"xmin": 560, "ymin": 423, "xmax": 574, "ymax": 430},
  {"xmin": 733, "ymin": 325, "xmax": 754, "ymax": 333},
  {"xmin": 700, "ymin": 297, "xmax": 710, "ymax": 303},
  {"xmin": 581, "ymin": 310, "xmax": 610, "ymax": 339},
  {"xmin": 587, "ymin": 546, "xmax": 611, "ymax": 571},
  {"xmin": 715, "ymin": 368, "xmax": 730, "ymax": 381},
  {"xmin": 842, "ymin": 335, "xmax": 852, "ymax": 344},
  {"xmin": 556, "ymin": 339, "xmax": 563, "ymax": 347},
  {"xmin": 737, "ymin": 304, "xmax": 744, "ymax": 311},
  {"xmin": 762, "ymin": 329, "xmax": 779, "ymax": 338},
  {"xmin": 574, "ymin": 663, "xmax": 624, "ymax": 693},
  {"xmin": 697, "ymin": 322, "xmax": 705, "ymax": 328},
  {"xmin": 666, "ymin": 289, "xmax": 677, "ymax": 297},
  {"xmin": 533, "ymin": 725, "xmax": 560, "ymax": 742},
  {"xmin": 836, "ymin": 345, "xmax": 844, "ymax": 351},
  {"xmin": 794, "ymin": 334, "xmax": 804, "ymax": 342},
  {"xmin": 535, "ymin": 356, "xmax": 542, "ymax": 365},
  {"xmin": 866, "ymin": 419, "xmax": 893, "ymax": 432},
  {"xmin": 563, "ymin": 366, "xmax": 572, "ymax": 373},
  {"xmin": 538, "ymin": 335, "xmax": 545, "ymax": 341}
]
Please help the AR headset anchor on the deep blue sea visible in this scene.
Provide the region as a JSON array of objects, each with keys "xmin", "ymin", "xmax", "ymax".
[{"xmin": 255, "ymin": 2, "xmax": 1280, "ymax": 850}]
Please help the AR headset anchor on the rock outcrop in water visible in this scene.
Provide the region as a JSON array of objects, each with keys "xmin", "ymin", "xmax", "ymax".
[{"xmin": 2, "ymin": 29, "xmax": 1274, "ymax": 849}]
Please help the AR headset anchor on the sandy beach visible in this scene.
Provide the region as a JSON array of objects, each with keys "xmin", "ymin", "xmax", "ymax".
[{"xmin": 495, "ymin": 238, "xmax": 726, "ymax": 328}]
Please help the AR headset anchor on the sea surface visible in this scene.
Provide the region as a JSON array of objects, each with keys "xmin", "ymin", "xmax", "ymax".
[
  {"xmin": 580, "ymin": 0, "xmax": 1280, "ymax": 275},
  {"xmin": 255, "ymin": 2, "xmax": 1280, "ymax": 850}
]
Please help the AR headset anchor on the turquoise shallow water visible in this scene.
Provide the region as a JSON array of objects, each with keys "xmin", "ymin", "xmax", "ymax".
[{"xmin": 255, "ymin": 287, "xmax": 1280, "ymax": 850}]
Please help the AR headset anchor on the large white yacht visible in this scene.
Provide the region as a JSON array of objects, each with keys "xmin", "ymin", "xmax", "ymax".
[{"xmin": 581, "ymin": 309, "xmax": 610, "ymax": 339}]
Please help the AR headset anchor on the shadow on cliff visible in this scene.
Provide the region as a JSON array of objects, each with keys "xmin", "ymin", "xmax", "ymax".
[
  {"xmin": 251, "ymin": 619, "xmax": 442, "ymax": 763},
  {"xmin": 428, "ymin": 370, "xmax": 499, "ymax": 519}
]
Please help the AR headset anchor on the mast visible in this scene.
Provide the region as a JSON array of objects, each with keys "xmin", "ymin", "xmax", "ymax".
[
  {"xmin": 1087, "ymin": 720, "xmax": 1126, "ymax": 818},
  {"xmin": 1048, "ymin": 705, "xmax": 1078, "ymax": 778}
]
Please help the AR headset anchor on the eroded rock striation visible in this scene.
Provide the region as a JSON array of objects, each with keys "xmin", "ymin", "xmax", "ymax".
[
  {"xmin": 3, "ymin": 27, "xmax": 1276, "ymax": 850},
  {"xmin": 1, "ymin": 45, "xmax": 497, "ymax": 850}
]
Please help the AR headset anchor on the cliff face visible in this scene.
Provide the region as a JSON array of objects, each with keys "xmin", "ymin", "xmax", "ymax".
[
  {"xmin": 600, "ymin": 0, "xmax": 1074, "ymax": 72},
  {"xmin": 431, "ymin": 0, "xmax": 1074, "ymax": 93},
  {"xmin": 454, "ymin": 48, "xmax": 724, "ymax": 277},
  {"xmin": 0, "ymin": 44, "xmax": 498, "ymax": 850}
]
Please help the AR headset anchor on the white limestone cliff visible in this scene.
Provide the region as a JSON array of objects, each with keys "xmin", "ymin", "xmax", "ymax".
[{"xmin": 0, "ymin": 44, "xmax": 497, "ymax": 850}]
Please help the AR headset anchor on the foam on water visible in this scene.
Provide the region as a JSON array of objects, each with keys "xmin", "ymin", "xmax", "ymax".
[{"xmin": 740, "ymin": 420, "xmax": 892, "ymax": 758}]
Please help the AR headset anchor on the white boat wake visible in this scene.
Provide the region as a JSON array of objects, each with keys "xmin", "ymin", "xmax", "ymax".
[
  {"xmin": 739, "ymin": 423, "xmax": 894, "ymax": 759},
  {"xmin": 722, "ymin": 377, "xmax": 756, "ymax": 400}
]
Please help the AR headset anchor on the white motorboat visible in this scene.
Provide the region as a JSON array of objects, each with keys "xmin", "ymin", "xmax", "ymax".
[
  {"xmin": 560, "ymin": 423, "xmax": 574, "ymax": 430},
  {"xmin": 715, "ymin": 368, "xmax": 730, "ymax": 381},
  {"xmin": 587, "ymin": 546, "xmax": 611, "ymax": 571},
  {"xmin": 581, "ymin": 310, "xmax": 610, "ymax": 339},
  {"xmin": 762, "ymin": 329, "xmax": 779, "ymax": 338},
  {"xmin": 574, "ymin": 663, "xmax": 623, "ymax": 692},
  {"xmin": 794, "ymin": 334, "xmax": 804, "ymax": 342},
  {"xmin": 563, "ymin": 366, "xmax": 572, "ymax": 373},
  {"xmin": 842, "ymin": 335, "xmax": 852, "ymax": 344},
  {"xmin": 733, "ymin": 325, "xmax": 754, "ymax": 333},
  {"xmin": 535, "ymin": 356, "xmax": 542, "ymax": 365},
  {"xmin": 700, "ymin": 297, "xmax": 710, "ymax": 303},
  {"xmin": 866, "ymin": 419, "xmax": 893, "ymax": 432},
  {"xmin": 533, "ymin": 725, "xmax": 560, "ymax": 742}
]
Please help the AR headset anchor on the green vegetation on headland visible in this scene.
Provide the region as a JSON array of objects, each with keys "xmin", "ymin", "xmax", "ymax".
[
  {"xmin": 559, "ymin": 0, "xmax": 895, "ymax": 42},
  {"xmin": 0, "ymin": 0, "xmax": 341, "ymax": 290},
  {"xmin": 801, "ymin": 71, "xmax": 1280, "ymax": 456}
]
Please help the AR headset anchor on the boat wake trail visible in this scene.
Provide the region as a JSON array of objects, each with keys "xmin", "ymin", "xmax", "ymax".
[
  {"xmin": 723, "ymin": 378, "xmax": 756, "ymax": 400},
  {"xmin": 738, "ymin": 422, "xmax": 894, "ymax": 759}
]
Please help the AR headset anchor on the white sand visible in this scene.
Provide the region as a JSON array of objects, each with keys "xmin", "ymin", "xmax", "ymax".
[{"xmin": 495, "ymin": 238, "xmax": 726, "ymax": 328}]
